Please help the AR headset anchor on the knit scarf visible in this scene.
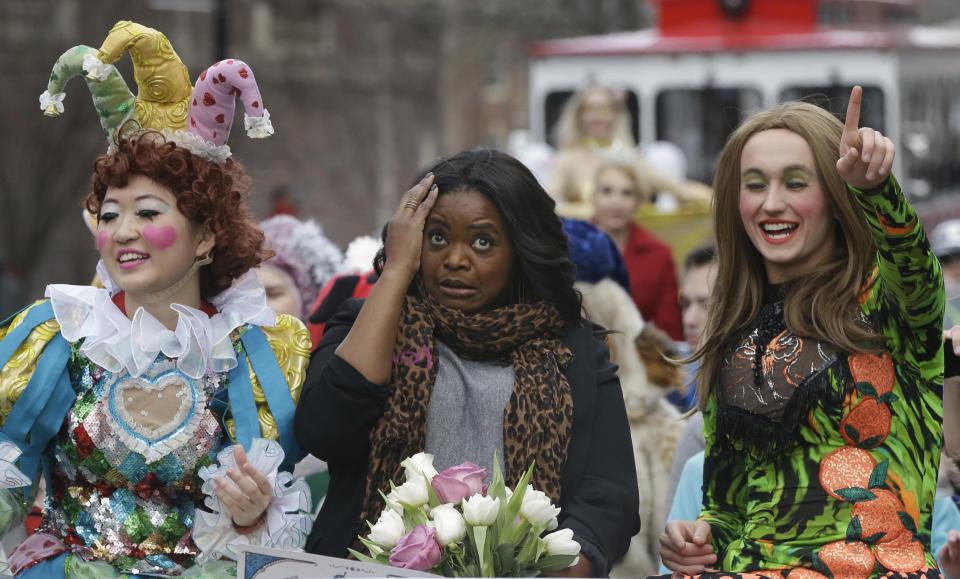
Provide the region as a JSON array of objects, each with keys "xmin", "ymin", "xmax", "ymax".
[{"xmin": 358, "ymin": 290, "xmax": 575, "ymax": 532}]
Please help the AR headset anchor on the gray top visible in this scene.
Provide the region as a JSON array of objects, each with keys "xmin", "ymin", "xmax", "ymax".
[{"xmin": 425, "ymin": 341, "xmax": 514, "ymax": 474}]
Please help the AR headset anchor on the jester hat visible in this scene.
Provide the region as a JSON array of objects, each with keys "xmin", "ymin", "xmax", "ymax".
[{"xmin": 40, "ymin": 21, "xmax": 274, "ymax": 163}]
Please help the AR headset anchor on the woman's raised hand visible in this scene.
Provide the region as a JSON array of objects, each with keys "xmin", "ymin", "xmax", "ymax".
[
  {"xmin": 383, "ymin": 173, "xmax": 440, "ymax": 280},
  {"xmin": 836, "ymin": 85, "xmax": 896, "ymax": 191},
  {"xmin": 659, "ymin": 519, "xmax": 717, "ymax": 575}
]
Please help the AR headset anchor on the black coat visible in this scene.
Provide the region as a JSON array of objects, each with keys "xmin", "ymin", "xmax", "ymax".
[{"xmin": 294, "ymin": 299, "xmax": 640, "ymax": 576}]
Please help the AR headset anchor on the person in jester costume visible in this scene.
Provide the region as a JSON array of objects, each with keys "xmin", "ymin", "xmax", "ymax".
[{"xmin": 1, "ymin": 21, "xmax": 310, "ymax": 577}]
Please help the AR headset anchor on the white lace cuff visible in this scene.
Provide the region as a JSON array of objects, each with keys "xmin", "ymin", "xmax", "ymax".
[
  {"xmin": 39, "ymin": 90, "xmax": 65, "ymax": 115},
  {"xmin": 82, "ymin": 54, "xmax": 111, "ymax": 82},
  {"xmin": 244, "ymin": 109, "xmax": 274, "ymax": 139},
  {"xmin": 192, "ymin": 438, "xmax": 312, "ymax": 564},
  {"xmin": 0, "ymin": 442, "xmax": 31, "ymax": 489}
]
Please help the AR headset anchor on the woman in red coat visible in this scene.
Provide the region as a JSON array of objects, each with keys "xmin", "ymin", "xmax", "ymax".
[{"xmin": 592, "ymin": 159, "xmax": 683, "ymax": 341}]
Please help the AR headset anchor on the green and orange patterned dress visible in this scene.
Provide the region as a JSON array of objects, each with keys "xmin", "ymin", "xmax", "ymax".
[{"xmin": 691, "ymin": 177, "xmax": 944, "ymax": 579}]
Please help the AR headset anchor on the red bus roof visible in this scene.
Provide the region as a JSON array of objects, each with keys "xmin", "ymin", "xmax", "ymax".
[
  {"xmin": 530, "ymin": 0, "xmax": 959, "ymax": 57},
  {"xmin": 528, "ymin": 25, "xmax": 960, "ymax": 57}
]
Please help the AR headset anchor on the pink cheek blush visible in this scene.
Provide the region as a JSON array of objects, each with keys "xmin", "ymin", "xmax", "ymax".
[
  {"xmin": 143, "ymin": 225, "xmax": 178, "ymax": 250},
  {"xmin": 96, "ymin": 231, "xmax": 108, "ymax": 251}
]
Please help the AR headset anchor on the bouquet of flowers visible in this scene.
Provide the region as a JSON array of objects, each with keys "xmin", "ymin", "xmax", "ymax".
[{"xmin": 350, "ymin": 452, "xmax": 581, "ymax": 577}]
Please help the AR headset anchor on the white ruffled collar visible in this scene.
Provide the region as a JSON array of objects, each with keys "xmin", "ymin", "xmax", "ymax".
[{"xmin": 45, "ymin": 262, "xmax": 277, "ymax": 379}]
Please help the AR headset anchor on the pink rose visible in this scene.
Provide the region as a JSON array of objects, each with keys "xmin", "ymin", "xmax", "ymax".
[
  {"xmin": 389, "ymin": 524, "xmax": 442, "ymax": 571},
  {"xmin": 430, "ymin": 462, "xmax": 488, "ymax": 504}
]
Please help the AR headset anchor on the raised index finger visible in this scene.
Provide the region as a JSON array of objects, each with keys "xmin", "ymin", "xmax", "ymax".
[{"xmin": 844, "ymin": 86, "xmax": 863, "ymax": 136}]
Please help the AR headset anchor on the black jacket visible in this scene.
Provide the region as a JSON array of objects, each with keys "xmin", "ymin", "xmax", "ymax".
[{"xmin": 294, "ymin": 299, "xmax": 640, "ymax": 576}]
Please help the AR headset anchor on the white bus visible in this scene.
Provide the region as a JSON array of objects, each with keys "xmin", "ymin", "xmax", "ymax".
[{"xmin": 528, "ymin": 0, "xmax": 960, "ymax": 202}]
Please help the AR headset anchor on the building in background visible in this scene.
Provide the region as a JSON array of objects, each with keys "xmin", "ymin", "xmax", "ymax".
[
  {"xmin": 1, "ymin": 0, "xmax": 648, "ymax": 298},
  {"xmin": 2, "ymin": 0, "xmax": 959, "ymax": 298}
]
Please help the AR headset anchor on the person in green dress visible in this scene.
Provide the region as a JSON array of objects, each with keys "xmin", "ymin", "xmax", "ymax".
[{"xmin": 658, "ymin": 87, "xmax": 945, "ymax": 578}]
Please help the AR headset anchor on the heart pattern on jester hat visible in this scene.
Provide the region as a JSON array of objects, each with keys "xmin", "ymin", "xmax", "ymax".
[{"xmin": 111, "ymin": 373, "xmax": 195, "ymax": 443}]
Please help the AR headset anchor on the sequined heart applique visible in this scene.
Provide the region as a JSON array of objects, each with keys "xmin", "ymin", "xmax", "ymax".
[{"xmin": 110, "ymin": 373, "xmax": 196, "ymax": 446}]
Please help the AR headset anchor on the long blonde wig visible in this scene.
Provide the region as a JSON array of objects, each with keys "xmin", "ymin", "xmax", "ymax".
[
  {"xmin": 553, "ymin": 86, "xmax": 635, "ymax": 151},
  {"xmin": 695, "ymin": 102, "xmax": 882, "ymax": 410}
]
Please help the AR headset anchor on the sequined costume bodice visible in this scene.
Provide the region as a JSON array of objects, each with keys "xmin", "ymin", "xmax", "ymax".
[{"xmin": 39, "ymin": 352, "xmax": 226, "ymax": 574}]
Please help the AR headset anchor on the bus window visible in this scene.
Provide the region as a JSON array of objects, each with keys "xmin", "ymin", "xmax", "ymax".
[
  {"xmin": 900, "ymin": 76, "xmax": 960, "ymax": 198},
  {"xmin": 543, "ymin": 89, "xmax": 640, "ymax": 149},
  {"xmin": 655, "ymin": 87, "xmax": 762, "ymax": 183},
  {"xmin": 779, "ymin": 85, "xmax": 885, "ymax": 133}
]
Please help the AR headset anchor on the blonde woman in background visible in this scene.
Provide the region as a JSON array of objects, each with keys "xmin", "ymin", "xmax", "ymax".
[{"xmin": 547, "ymin": 85, "xmax": 711, "ymax": 218}]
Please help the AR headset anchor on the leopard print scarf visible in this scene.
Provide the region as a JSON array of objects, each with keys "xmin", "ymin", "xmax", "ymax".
[{"xmin": 358, "ymin": 290, "xmax": 575, "ymax": 531}]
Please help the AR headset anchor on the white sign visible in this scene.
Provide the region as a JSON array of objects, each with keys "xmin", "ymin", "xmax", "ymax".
[{"xmin": 237, "ymin": 544, "xmax": 435, "ymax": 578}]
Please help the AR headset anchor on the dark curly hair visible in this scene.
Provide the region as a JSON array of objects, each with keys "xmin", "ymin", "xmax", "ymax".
[
  {"xmin": 85, "ymin": 132, "xmax": 270, "ymax": 298},
  {"xmin": 376, "ymin": 148, "xmax": 583, "ymax": 325}
]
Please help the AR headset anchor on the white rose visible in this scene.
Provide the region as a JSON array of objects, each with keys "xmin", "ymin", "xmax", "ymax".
[
  {"xmin": 461, "ymin": 494, "xmax": 500, "ymax": 526},
  {"xmin": 367, "ymin": 508, "xmax": 406, "ymax": 548},
  {"xmin": 401, "ymin": 452, "xmax": 439, "ymax": 482},
  {"xmin": 392, "ymin": 477, "xmax": 430, "ymax": 508},
  {"xmin": 429, "ymin": 504, "xmax": 466, "ymax": 546},
  {"xmin": 542, "ymin": 528, "xmax": 581, "ymax": 559},
  {"xmin": 520, "ymin": 486, "xmax": 561, "ymax": 525}
]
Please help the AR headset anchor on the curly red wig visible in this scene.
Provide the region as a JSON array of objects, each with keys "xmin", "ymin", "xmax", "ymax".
[{"xmin": 85, "ymin": 132, "xmax": 271, "ymax": 298}]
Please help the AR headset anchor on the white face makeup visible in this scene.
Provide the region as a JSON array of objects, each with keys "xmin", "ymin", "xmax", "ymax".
[{"xmin": 97, "ymin": 174, "xmax": 213, "ymax": 304}]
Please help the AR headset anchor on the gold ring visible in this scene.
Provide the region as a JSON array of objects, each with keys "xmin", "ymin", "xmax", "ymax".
[{"xmin": 404, "ymin": 198, "xmax": 419, "ymax": 209}]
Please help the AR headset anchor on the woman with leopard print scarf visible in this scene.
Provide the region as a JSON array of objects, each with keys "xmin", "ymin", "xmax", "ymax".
[{"xmin": 295, "ymin": 148, "xmax": 640, "ymax": 577}]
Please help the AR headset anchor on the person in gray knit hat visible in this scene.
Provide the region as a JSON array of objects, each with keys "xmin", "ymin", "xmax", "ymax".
[{"xmin": 257, "ymin": 214, "xmax": 343, "ymax": 321}]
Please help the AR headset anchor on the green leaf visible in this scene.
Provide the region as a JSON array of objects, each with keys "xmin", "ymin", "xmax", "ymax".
[
  {"xmin": 812, "ymin": 552, "xmax": 835, "ymax": 579},
  {"xmin": 858, "ymin": 435, "xmax": 886, "ymax": 448},
  {"xmin": 489, "ymin": 450, "xmax": 506, "ymax": 502},
  {"xmin": 869, "ymin": 459, "xmax": 889, "ymax": 489},
  {"xmin": 511, "ymin": 520, "xmax": 532, "ymax": 547},
  {"xmin": 846, "ymin": 516, "xmax": 862, "ymax": 541},
  {"xmin": 499, "ymin": 462, "xmax": 535, "ymax": 543},
  {"xmin": 879, "ymin": 392, "xmax": 899, "ymax": 404},
  {"xmin": 495, "ymin": 542, "xmax": 516, "ymax": 576},
  {"xmin": 855, "ymin": 381, "xmax": 878, "ymax": 397},
  {"xmin": 401, "ymin": 506, "xmax": 415, "ymax": 529},
  {"xmin": 426, "ymin": 473, "xmax": 442, "ymax": 508},
  {"xmin": 471, "ymin": 524, "xmax": 492, "ymax": 577},
  {"xmin": 898, "ymin": 511, "xmax": 918, "ymax": 535},
  {"xmin": 863, "ymin": 531, "xmax": 886, "ymax": 543},
  {"xmin": 517, "ymin": 525, "xmax": 541, "ymax": 563},
  {"xmin": 844, "ymin": 423, "xmax": 861, "ymax": 443},
  {"xmin": 835, "ymin": 487, "xmax": 877, "ymax": 502},
  {"xmin": 534, "ymin": 537, "xmax": 546, "ymax": 563},
  {"xmin": 347, "ymin": 547, "xmax": 381, "ymax": 564},
  {"xmin": 536, "ymin": 554, "xmax": 578, "ymax": 572},
  {"xmin": 358, "ymin": 536, "xmax": 390, "ymax": 560}
]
